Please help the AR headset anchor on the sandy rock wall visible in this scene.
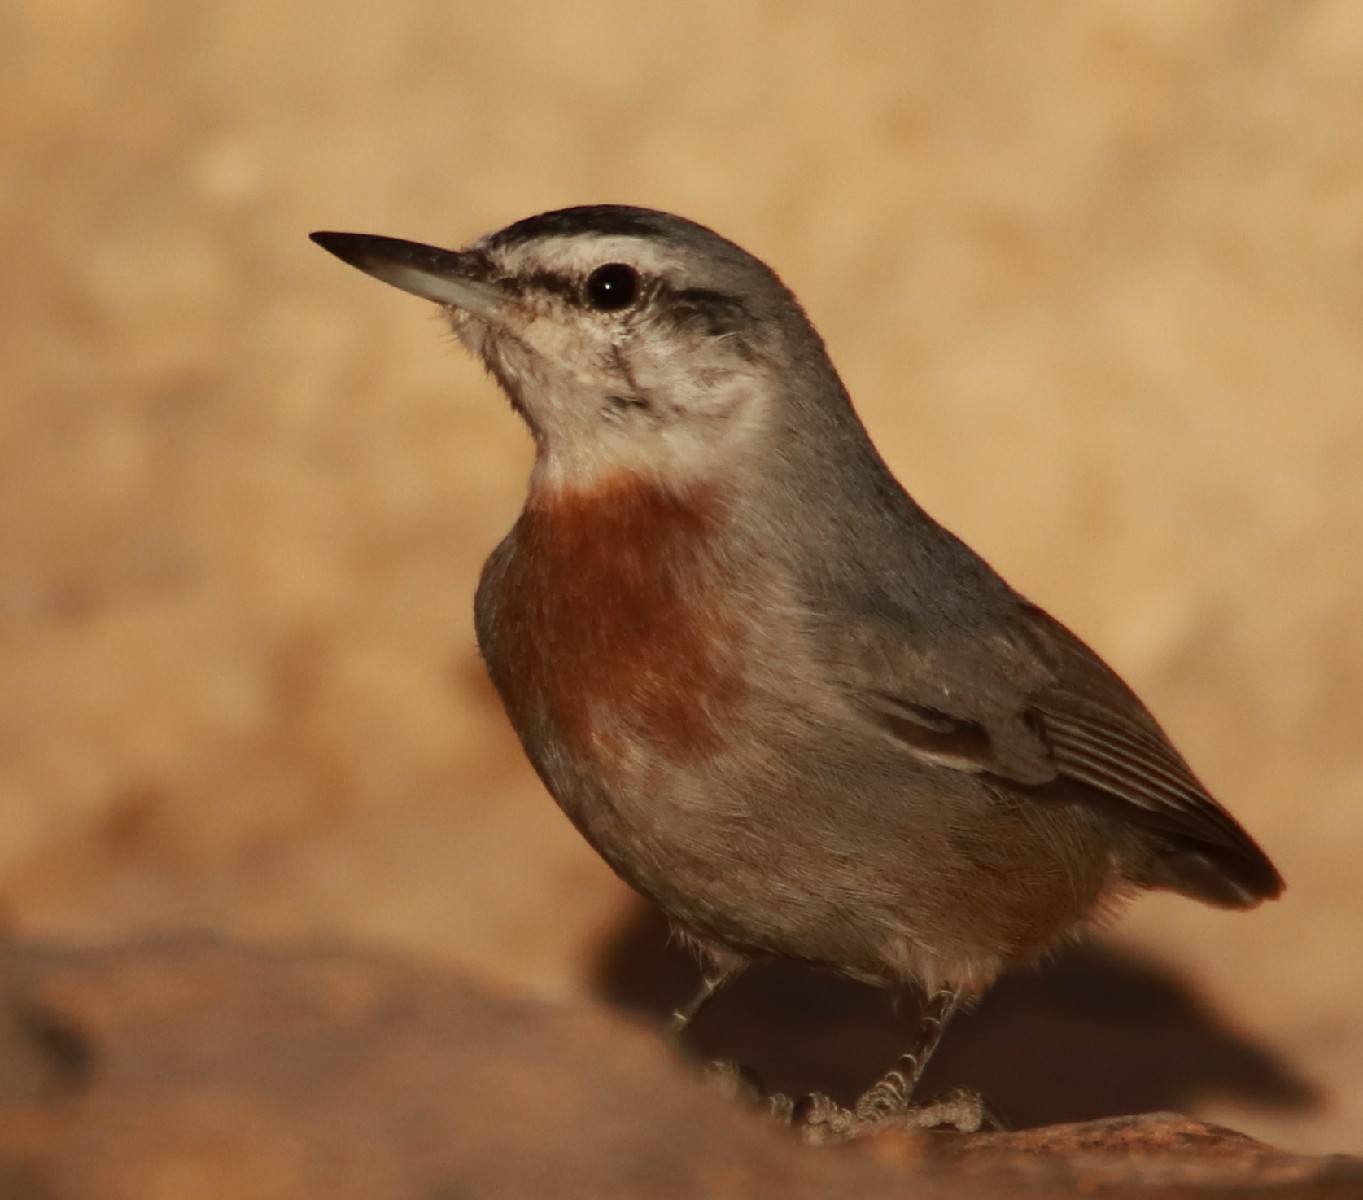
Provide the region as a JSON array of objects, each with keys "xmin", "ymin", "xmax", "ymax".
[{"xmin": 1, "ymin": 1, "xmax": 1360, "ymax": 1156}]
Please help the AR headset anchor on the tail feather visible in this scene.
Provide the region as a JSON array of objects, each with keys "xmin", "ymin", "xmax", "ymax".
[{"xmin": 1144, "ymin": 840, "xmax": 1285, "ymax": 910}]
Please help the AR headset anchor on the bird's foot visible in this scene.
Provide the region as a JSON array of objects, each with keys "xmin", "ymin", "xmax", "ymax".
[
  {"xmin": 698, "ymin": 1063, "xmax": 848, "ymax": 1135},
  {"xmin": 786, "ymin": 1092, "xmax": 863, "ymax": 1144},
  {"xmin": 858, "ymin": 1083, "xmax": 1004, "ymax": 1135},
  {"xmin": 783, "ymin": 1086, "xmax": 1003, "ymax": 1144},
  {"xmin": 700, "ymin": 1059, "xmax": 1002, "ymax": 1142}
]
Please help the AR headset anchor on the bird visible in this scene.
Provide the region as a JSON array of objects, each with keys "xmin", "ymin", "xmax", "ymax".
[{"xmin": 311, "ymin": 206, "xmax": 1283, "ymax": 1137}]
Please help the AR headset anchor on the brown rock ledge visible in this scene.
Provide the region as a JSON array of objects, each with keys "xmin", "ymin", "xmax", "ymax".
[{"xmin": 0, "ymin": 935, "xmax": 1356, "ymax": 1199}]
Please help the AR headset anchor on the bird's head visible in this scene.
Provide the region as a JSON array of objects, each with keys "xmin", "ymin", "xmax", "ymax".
[{"xmin": 312, "ymin": 206, "xmax": 841, "ymax": 496}]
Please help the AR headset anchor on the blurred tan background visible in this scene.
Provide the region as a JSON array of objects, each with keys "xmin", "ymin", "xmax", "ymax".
[{"xmin": 1, "ymin": 0, "xmax": 1359, "ymax": 1156}]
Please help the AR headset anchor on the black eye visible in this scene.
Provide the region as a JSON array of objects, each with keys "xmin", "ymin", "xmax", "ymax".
[{"xmin": 584, "ymin": 263, "xmax": 640, "ymax": 312}]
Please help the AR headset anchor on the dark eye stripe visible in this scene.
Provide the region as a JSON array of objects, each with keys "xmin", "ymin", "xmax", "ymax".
[
  {"xmin": 495, "ymin": 269, "xmax": 749, "ymax": 337},
  {"xmin": 504, "ymin": 269, "xmax": 579, "ymax": 301},
  {"xmin": 668, "ymin": 287, "xmax": 752, "ymax": 336}
]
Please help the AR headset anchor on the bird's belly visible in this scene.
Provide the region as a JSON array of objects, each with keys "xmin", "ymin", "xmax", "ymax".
[{"xmin": 509, "ymin": 660, "xmax": 1114, "ymax": 993}]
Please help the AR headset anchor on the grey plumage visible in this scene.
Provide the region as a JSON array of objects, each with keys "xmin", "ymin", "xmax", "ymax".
[{"xmin": 312, "ymin": 207, "xmax": 1282, "ymax": 1130}]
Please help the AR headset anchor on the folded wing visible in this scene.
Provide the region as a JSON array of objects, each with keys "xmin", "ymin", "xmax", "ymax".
[{"xmin": 843, "ymin": 600, "xmax": 1284, "ymax": 908}]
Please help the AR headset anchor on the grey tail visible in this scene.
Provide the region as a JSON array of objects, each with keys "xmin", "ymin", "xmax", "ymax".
[{"xmin": 1142, "ymin": 837, "xmax": 1284, "ymax": 910}]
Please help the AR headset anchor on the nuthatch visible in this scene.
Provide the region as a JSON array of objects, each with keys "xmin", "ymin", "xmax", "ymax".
[{"xmin": 313, "ymin": 207, "xmax": 1282, "ymax": 1138}]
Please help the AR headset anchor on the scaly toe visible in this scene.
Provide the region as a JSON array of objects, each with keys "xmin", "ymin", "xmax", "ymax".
[
  {"xmin": 853, "ymin": 1076, "xmax": 910, "ymax": 1121},
  {"xmin": 890, "ymin": 1088, "xmax": 1006, "ymax": 1134},
  {"xmin": 789, "ymin": 1092, "xmax": 864, "ymax": 1145},
  {"xmin": 913, "ymin": 1086, "xmax": 1006, "ymax": 1133}
]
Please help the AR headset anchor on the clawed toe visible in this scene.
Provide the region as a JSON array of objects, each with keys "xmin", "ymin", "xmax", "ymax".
[
  {"xmin": 853, "ymin": 1073, "xmax": 911, "ymax": 1122},
  {"xmin": 698, "ymin": 1066, "xmax": 863, "ymax": 1143},
  {"xmin": 788, "ymin": 1092, "xmax": 862, "ymax": 1144},
  {"xmin": 699, "ymin": 1056, "xmax": 1004, "ymax": 1141},
  {"xmin": 904, "ymin": 1086, "xmax": 1004, "ymax": 1133},
  {"xmin": 858, "ymin": 1085, "xmax": 1006, "ymax": 1134},
  {"xmin": 786, "ymin": 1083, "xmax": 1007, "ymax": 1141}
]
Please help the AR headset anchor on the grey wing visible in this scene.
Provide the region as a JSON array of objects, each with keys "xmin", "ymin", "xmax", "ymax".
[{"xmin": 842, "ymin": 600, "xmax": 1284, "ymax": 909}]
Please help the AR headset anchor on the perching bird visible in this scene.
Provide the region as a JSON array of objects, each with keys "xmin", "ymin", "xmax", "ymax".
[{"xmin": 312, "ymin": 206, "xmax": 1282, "ymax": 1137}]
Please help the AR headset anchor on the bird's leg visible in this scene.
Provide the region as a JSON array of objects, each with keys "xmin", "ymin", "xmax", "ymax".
[
  {"xmin": 670, "ymin": 952, "xmax": 781, "ymax": 1109},
  {"xmin": 785, "ymin": 987, "xmax": 1002, "ymax": 1142},
  {"xmin": 854, "ymin": 986, "xmax": 961, "ymax": 1119},
  {"xmin": 777, "ymin": 989, "xmax": 964, "ymax": 1144},
  {"xmin": 668, "ymin": 960, "xmax": 742, "ymax": 1038}
]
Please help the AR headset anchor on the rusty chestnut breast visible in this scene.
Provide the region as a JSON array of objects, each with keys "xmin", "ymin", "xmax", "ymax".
[
  {"xmin": 476, "ymin": 474, "xmax": 744, "ymax": 773},
  {"xmin": 310, "ymin": 206, "xmax": 1282, "ymax": 1016}
]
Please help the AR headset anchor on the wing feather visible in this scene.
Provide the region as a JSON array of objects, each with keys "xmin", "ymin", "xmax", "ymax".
[{"xmin": 837, "ymin": 598, "xmax": 1283, "ymax": 904}]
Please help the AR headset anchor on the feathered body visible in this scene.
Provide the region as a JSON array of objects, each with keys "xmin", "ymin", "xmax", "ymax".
[
  {"xmin": 477, "ymin": 456, "xmax": 1276, "ymax": 999},
  {"xmin": 317, "ymin": 204, "xmax": 1282, "ymax": 1036}
]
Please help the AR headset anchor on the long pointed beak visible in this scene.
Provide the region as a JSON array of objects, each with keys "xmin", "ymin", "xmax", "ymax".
[{"xmin": 309, "ymin": 231, "xmax": 505, "ymax": 315}]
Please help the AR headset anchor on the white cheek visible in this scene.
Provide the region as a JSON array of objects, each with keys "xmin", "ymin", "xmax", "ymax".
[
  {"xmin": 635, "ymin": 338, "xmax": 763, "ymax": 420},
  {"xmin": 448, "ymin": 309, "xmax": 489, "ymax": 356},
  {"xmin": 522, "ymin": 315, "xmax": 618, "ymax": 388}
]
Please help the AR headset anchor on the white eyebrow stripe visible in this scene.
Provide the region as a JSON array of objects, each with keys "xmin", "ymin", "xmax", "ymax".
[{"xmin": 493, "ymin": 234, "xmax": 686, "ymax": 280}]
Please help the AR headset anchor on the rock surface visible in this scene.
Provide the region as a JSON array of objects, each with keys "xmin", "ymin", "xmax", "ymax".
[{"xmin": 0, "ymin": 935, "xmax": 1357, "ymax": 1199}]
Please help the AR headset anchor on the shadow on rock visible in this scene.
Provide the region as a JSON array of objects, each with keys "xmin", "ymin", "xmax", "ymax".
[{"xmin": 592, "ymin": 902, "xmax": 1318, "ymax": 1128}]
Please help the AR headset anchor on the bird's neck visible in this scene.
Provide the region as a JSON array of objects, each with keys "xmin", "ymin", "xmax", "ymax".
[{"xmin": 519, "ymin": 468, "xmax": 730, "ymax": 560}]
